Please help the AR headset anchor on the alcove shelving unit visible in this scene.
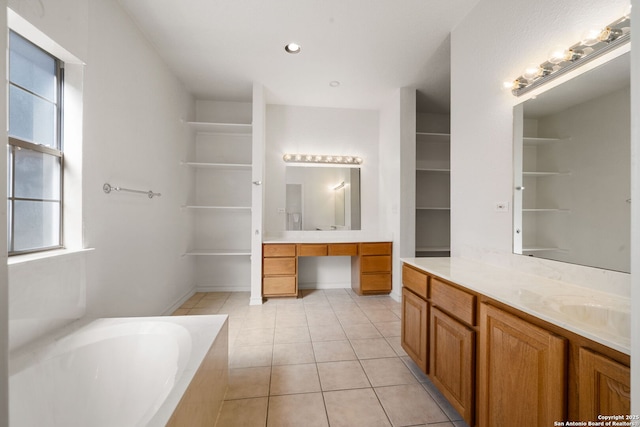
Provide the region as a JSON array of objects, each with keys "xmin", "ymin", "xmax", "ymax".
[
  {"xmin": 415, "ymin": 127, "xmax": 451, "ymax": 257},
  {"xmin": 518, "ymin": 135, "xmax": 571, "ymax": 254},
  {"xmin": 183, "ymin": 107, "xmax": 253, "ymax": 290}
]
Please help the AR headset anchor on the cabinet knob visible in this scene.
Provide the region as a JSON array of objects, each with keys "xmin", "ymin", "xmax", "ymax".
[
  {"xmin": 253, "ymin": 181, "xmax": 262, "ymax": 186},
  {"xmin": 516, "ymin": 186, "xmax": 525, "ymax": 191}
]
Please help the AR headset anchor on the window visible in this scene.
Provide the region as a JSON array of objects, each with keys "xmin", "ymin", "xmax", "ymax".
[{"xmin": 8, "ymin": 30, "xmax": 64, "ymax": 255}]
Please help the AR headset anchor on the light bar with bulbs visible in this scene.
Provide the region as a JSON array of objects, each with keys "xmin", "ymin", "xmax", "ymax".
[
  {"xmin": 283, "ymin": 153, "xmax": 363, "ymax": 165},
  {"xmin": 506, "ymin": 12, "xmax": 630, "ymax": 97}
]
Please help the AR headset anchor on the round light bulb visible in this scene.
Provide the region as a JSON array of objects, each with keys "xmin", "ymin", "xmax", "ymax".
[
  {"xmin": 294, "ymin": 154, "xmax": 302, "ymax": 161},
  {"xmin": 522, "ymin": 65, "xmax": 540, "ymax": 81},
  {"xmin": 283, "ymin": 154, "xmax": 292, "ymax": 161},
  {"xmin": 548, "ymin": 46, "xmax": 567, "ymax": 64},
  {"xmin": 354, "ymin": 157, "xmax": 362, "ymax": 164},
  {"xmin": 305, "ymin": 155, "xmax": 312, "ymax": 161},
  {"xmin": 581, "ymin": 28, "xmax": 602, "ymax": 46},
  {"xmin": 285, "ymin": 43, "xmax": 301, "ymax": 54},
  {"xmin": 314, "ymin": 155, "xmax": 322, "ymax": 162}
]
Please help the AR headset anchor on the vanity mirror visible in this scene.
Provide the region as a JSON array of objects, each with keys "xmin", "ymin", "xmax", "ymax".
[
  {"xmin": 285, "ymin": 166, "xmax": 361, "ymax": 231},
  {"xmin": 513, "ymin": 50, "xmax": 630, "ymax": 273}
]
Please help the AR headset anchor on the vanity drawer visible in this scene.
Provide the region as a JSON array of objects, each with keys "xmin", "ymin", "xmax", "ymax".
[
  {"xmin": 328, "ymin": 243, "xmax": 358, "ymax": 256},
  {"xmin": 263, "ymin": 276, "xmax": 297, "ymax": 296},
  {"xmin": 402, "ymin": 264, "xmax": 428, "ymax": 299},
  {"xmin": 431, "ymin": 277, "xmax": 476, "ymax": 325},
  {"xmin": 298, "ymin": 244, "xmax": 328, "ymax": 257},
  {"xmin": 263, "ymin": 257, "xmax": 296, "ymax": 275},
  {"xmin": 361, "ymin": 273, "xmax": 391, "ymax": 292},
  {"xmin": 263, "ymin": 244, "xmax": 296, "ymax": 257},
  {"xmin": 360, "ymin": 242, "xmax": 392, "ymax": 256},
  {"xmin": 361, "ymin": 255, "xmax": 391, "ymax": 273}
]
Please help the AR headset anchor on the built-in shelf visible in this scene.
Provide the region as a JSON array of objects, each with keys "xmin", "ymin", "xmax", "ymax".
[
  {"xmin": 184, "ymin": 249, "xmax": 251, "ymax": 256},
  {"xmin": 523, "ymin": 136, "xmax": 570, "ymax": 145},
  {"xmin": 523, "ymin": 171, "xmax": 571, "ymax": 177},
  {"xmin": 187, "ymin": 121, "xmax": 252, "ymax": 134},
  {"xmin": 416, "ymin": 168, "xmax": 450, "ymax": 173},
  {"xmin": 183, "ymin": 205, "xmax": 251, "ymax": 211},
  {"xmin": 523, "ymin": 208, "xmax": 571, "ymax": 213},
  {"xmin": 416, "ymin": 246, "xmax": 451, "ymax": 252},
  {"xmin": 181, "ymin": 161, "xmax": 252, "ymax": 170},
  {"xmin": 416, "ymin": 132, "xmax": 450, "ymax": 138},
  {"xmin": 417, "ymin": 207, "xmax": 450, "ymax": 211}
]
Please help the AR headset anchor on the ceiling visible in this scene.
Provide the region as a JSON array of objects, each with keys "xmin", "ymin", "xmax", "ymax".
[{"xmin": 118, "ymin": 0, "xmax": 480, "ymax": 112}]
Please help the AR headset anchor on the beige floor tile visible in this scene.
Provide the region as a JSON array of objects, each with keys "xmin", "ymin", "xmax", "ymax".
[
  {"xmin": 229, "ymin": 344, "xmax": 273, "ymax": 368},
  {"xmin": 267, "ymin": 393, "xmax": 329, "ymax": 427},
  {"xmin": 317, "ymin": 360, "xmax": 371, "ymax": 391},
  {"xmin": 201, "ymin": 292, "xmax": 230, "ymax": 300},
  {"xmin": 308, "ymin": 323, "xmax": 347, "ymax": 342},
  {"xmin": 336, "ymin": 311, "xmax": 371, "ymax": 325},
  {"xmin": 350, "ymin": 338, "xmax": 396, "ymax": 359},
  {"xmin": 362, "ymin": 308, "xmax": 400, "ymax": 323},
  {"xmin": 216, "ymin": 397, "xmax": 268, "ymax": 427},
  {"xmin": 275, "ymin": 312, "xmax": 308, "ymax": 328},
  {"xmin": 171, "ymin": 308, "xmax": 190, "ymax": 316},
  {"xmin": 274, "ymin": 326, "xmax": 311, "ymax": 344},
  {"xmin": 401, "ymin": 356, "xmax": 429, "ymax": 382},
  {"xmin": 375, "ymin": 384, "xmax": 448, "ymax": 426},
  {"xmin": 361, "ymin": 357, "xmax": 418, "ymax": 387},
  {"xmin": 386, "ymin": 336, "xmax": 408, "ymax": 357},
  {"xmin": 373, "ymin": 321, "xmax": 401, "ymax": 337},
  {"xmin": 323, "ymin": 388, "xmax": 392, "ymax": 427},
  {"xmin": 312, "ymin": 340, "xmax": 357, "ymax": 363},
  {"xmin": 234, "ymin": 328, "xmax": 274, "ymax": 346},
  {"xmin": 421, "ymin": 378, "xmax": 465, "ymax": 422},
  {"xmin": 180, "ymin": 292, "xmax": 206, "ymax": 309},
  {"xmin": 305, "ymin": 311, "xmax": 340, "ymax": 326},
  {"xmin": 342, "ymin": 322, "xmax": 382, "ymax": 339},
  {"xmin": 272, "ymin": 342, "xmax": 315, "ymax": 365},
  {"xmin": 270, "ymin": 363, "xmax": 321, "ymax": 395},
  {"xmin": 242, "ymin": 313, "xmax": 276, "ymax": 330},
  {"xmin": 194, "ymin": 298, "xmax": 225, "ymax": 309},
  {"xmin": 226, "ymin": 366, "xmax": 271, "ymax": 400},
  {"xmin": 188, "ymin": 307, "xmax": 220, "ymax": 315}
]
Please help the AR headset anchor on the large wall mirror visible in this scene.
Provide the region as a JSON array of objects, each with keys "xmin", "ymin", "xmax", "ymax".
[
  {"xmin": 285, "ymin": 166, "xmax": 361, "ymax": 231},
  {"xmin": 513, "ymin": 50, "xmax": 630, "ymax": 273}
]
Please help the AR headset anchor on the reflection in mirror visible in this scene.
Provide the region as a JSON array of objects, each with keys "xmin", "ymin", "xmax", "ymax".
[
  {"xmin": 285, "ymin": 166, "xmax": 361, "ymax": 231},
  {"xmin": 513, "ymin": 51, "xmax": 630, "ymax": 273}
]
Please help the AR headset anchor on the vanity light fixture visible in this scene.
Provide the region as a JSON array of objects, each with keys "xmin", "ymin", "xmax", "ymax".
[
  {"xmin": 284, "ymin": 43, "xmax": 301, "ymax": 54},
  {"xmin": 506, "ymin": 14, "xmax": 630, "ymax": 96},
  {"xmin": 283, "ymin": 153, "xmax": 363, "ymax": 165}
]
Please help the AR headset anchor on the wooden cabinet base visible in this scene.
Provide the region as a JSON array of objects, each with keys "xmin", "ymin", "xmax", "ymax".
[{"xmin": 578, "ymin": 348, "xmax": 630, "ymax": 419}]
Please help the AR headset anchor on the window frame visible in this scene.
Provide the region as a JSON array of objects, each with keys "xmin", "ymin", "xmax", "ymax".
[{"xmin": 7, "ymin": 30, "xmax": 65, "ymax": 256}]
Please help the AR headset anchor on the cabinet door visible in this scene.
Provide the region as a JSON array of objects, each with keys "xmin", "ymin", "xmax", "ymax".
[
  {"xmin": 401, "ymin": 288, "xmax": 428, "ymax": 373},
  {"xmin": 578, "ymin": 348, "xmax": 630, "ymax": 419},
  {"xmin": 479, "ymin": 304, "xmax": 567, "ymax": 427},
  {"xmin": 430, "ymin": 308, "xmax": 474, "ymax": 426}
]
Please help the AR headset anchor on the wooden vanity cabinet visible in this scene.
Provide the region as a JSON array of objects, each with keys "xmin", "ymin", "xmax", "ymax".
[
  {"xmin": 402, "ymin": 287, "xmax": 428, "ymax": 372},
  {"xmin": 352, "ymin": 242, "xmax": 392, "ymax": 295},
  {"xmin": 478, "ymin": 303, "xmax": 567, "ymax": 427},
  {"xmin": 429, "ymin": 279, "xmax": 476, "ymax": 426},
  {"xmin": 262, "ymin": 244, "xmax": 297, "ymax": 297},
  {"xmin": 578, "ymin": 347, "xmax": 630, "ymax": 420}
]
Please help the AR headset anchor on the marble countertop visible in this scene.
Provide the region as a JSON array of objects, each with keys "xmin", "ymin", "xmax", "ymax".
[{"xmin": 401, "ymin": 257, "xmax": 630, "ymax": 355}]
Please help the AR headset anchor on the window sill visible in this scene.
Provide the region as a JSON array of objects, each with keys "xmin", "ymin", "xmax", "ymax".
[{"xmin": 8, "ymin": 247, "xmax": 95, "ymax": 266}]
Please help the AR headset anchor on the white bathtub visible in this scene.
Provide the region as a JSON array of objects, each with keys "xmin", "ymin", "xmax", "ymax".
[{"xmin": 9, "ymin": 315, "xmax": 228, "ymax": 427}]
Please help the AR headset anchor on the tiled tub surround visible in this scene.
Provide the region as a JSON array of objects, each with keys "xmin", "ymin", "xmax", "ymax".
[
  {"xmin": 9, "ymin": 315, "xmax": 228, "ymax": 427},
  {"xmin": 174, "ymin": 290, "xmax": 469, "ymax": 427},
  {"xmin": 402, "ymin": 257, "xmax": 630, "ymax": 354}
]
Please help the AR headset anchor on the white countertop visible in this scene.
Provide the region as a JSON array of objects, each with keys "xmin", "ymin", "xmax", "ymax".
[
  {"xmin": 263, "ymin": 231, "xmax": 392, "ymax": 244},
  {"xmin": 401, "ymin": 257, "xmax": 630, "ymax": 355}
]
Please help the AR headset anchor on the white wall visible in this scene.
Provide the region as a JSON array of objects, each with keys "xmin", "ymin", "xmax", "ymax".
[
  {"xmin": 264, "ymin": 104, "xmax": 380, "ymax": 235},
  {"xmin": 630, "ymin": 0, "xmax": 639, "ymax": 414},
  {"xmin": 82, "ymin": 0, "xmax": 195, "ymax": 317},
  {"xmin": 451, "ymin": 0, "xmax": 630, "ymax": 292},
  {"xmin": 4, "ymin": 0, "xmax": 196, "ymax": 341},
  {"xmin": 0, "ymin": 1, "xmax": 8, "ymax": 422},
  {"xmin": 451, "ymin": 0, "xmax": 636, "ymax": 410},
  {"xmin": 264, "ymin": 104, "xmax": 380, "ymax": 287}
]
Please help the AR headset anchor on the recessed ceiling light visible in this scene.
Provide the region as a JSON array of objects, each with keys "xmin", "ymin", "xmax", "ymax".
[
  {"xmin": 329, "ymin": 81, "xmax": 340, "ymax": 87},
  {"xmin": 285, "ymin": 43, "xmax": 301, "ymax": 54}
]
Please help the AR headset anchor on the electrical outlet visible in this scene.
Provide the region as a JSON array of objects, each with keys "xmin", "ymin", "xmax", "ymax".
[{"xmin": 495, "ymin": 201, "xmax": 509, "ymax": 212}]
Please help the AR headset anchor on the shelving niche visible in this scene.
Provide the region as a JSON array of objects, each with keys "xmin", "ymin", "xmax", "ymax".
[
  {"xmin": 518, "ymin": 135, "xmax": 571, "ymax": 254},
  {"xmin": 184, "ymin": 101, "xmax": 253, "ymax": 290},
  {"xmin": 415, "ymin": 114, "xmax": 451, "ymax": 257}
]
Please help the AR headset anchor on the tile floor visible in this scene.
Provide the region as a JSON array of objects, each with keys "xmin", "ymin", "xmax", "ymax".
[{"xmin": 173, "ymin": 289, "xmax": 470, "ymax": 427}]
